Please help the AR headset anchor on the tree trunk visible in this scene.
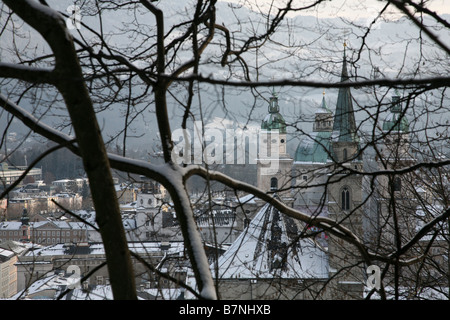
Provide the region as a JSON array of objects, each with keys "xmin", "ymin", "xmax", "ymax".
[{"xmin": 2, "ymin": 0, "xmax": 137, "ymax": 299}]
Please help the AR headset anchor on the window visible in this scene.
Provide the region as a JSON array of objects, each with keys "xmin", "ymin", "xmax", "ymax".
[
  {"xmin": 393, "ymin": 177, "xmax": 402, "ymax": 192},
  {"xmin": 343, "ymin": 148, "xmax": 348, "ymax": 162},
  {"xmin": 270, "ymin": 177, "xmax": 278, "ymax": 191},
  {"xmin": 341, "ymin": 187, "xmax": 350, "ymax": 211}
]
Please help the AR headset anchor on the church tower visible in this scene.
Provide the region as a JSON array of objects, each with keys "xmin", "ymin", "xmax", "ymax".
[
  {"xmin": 257, "ymin": 91, "xmax": 293, "ymax": 202},
  {"xmin": 293, "ymin": 92, "xmax": 334, "ymax": 211},
  {"xmin": 374, "ymin": 93, "xmax": 416, "ymax": 251},
  {"xmin": 380, "ymin": 94, "xmax": 411, "ymax": 164},
  {"xmin": 20, "ymin": 208, "xmax": 31, "ymax": 242},
  {"xmin": 326, "ymin": 46, "xmax": 365, "ymax": 299},
  {"xmin": 329, "ymin": 45, "xmax": 362, "ymax": 167}
]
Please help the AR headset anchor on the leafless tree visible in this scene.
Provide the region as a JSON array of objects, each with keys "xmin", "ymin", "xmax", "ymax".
[{"xmin": 0, "ymin": 0, "xmax": 449, "ymax": 300}]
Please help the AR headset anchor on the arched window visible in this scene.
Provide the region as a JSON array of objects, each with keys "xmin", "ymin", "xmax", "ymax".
[
  {"xmin": 341, "ymin": 187, "xmax": 350, "ymax": 211},
  {"xmin": 393, "ymin": 177, "xmax": 402, "ymax": 192},
  {"xmin": 270, "ymin": 177, "xmax": 278, "ymax": 191},
  {"xmin": 343, "ymin": 148, "xmax": 348, "ymax": 162}
]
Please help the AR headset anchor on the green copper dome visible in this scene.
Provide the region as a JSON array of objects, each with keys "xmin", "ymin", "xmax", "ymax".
[
  {"xmin": 295, "ymin": 131, "xmax": 332, "ymax": 163},
  {"xmin": 261, "ymin": 92, "xmax": 287, "ymax": 134},
  {"xmin": 382, "ymin": 96, "xmax": 409, "ymax": 133}
]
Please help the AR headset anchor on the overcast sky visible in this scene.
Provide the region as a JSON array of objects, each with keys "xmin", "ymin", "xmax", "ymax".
[{"xmin": 227, "ymin": 0, "xmax": 450, "ymax": 19}]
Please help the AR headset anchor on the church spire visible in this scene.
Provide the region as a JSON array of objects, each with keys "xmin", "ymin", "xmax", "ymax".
[
  {"xmin": 340, "ymin": 42, "xmax": 350, "ymax": 82},
  {"xmin": 332, "ymin": 44, "xmax": 358, "ymax": 143}
]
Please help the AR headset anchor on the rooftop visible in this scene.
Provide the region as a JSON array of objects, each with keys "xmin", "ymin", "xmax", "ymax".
[{"xmin": 213, "ymin": 202, "xmax": 328, "ymax": 279}]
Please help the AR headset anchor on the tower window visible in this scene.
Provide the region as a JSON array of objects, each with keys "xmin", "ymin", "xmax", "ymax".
[
  {"xmin": 341, "ymin": 187, "xmax": 350, "ymax": 211},
  {"xmin": 270, "ymin": 177, "xmax": 278, "ymax": 191},
  {"xmin": 393, "ymin": 177, "xmax": 402, "ymax": 192},
  {"xmin": 343, "ymin": 148, "xmax": 348, "ymax": 162}
]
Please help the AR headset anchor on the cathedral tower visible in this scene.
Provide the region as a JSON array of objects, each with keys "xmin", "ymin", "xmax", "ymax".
[
  {"xmin": 293, "ymin": 92, "xmax": 334, "ymax": 211},
  {"xmin": 374, "ymin": 94, "xmax": 416, "ymax": 251},
  {"xmin": 257, "ymin": 91, "xmax": 293, "ymax": 202},
  {"xmin": 326, "ymin": 46, "xmax": 365, "ymax": 299}
]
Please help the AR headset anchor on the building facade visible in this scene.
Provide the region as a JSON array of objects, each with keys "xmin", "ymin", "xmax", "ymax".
[
  {"xmin": 14, "ymin": 241, "xmax": 188, "ymax": 298},
  {"xmin": 0, "ymin": 163, "xmax": 42, "ymax": 187},
  {"xmin": 213, "ymin": 49, "xmax": 368, "ymax": 300}
]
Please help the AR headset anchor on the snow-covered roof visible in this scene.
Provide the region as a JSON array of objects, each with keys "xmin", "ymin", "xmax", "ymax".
[
  {"xmin": 24, "ymin": 241, "xmax": 185, "ymax": 257},
  {"xmin": 0, "ymin": 248, "xmax": 15, "ymax": 261},
  {"xmin": 0, "ymin": 240, "xmax": 32, "ymax": 254},
  {"xmin": 213, "ymin": 202, "xmax": 329, "ymax": 279},
  {"xmin": 31, "ymin": 220, "xmax": 94, "ymax": 230},
  {"xmin": 13, "ymin": 275, "xmax": 183, "ymax": 300},
  {"xmin": 234, "ymin": 194, "xmax": 259, "ymax": 204},
  {"xmin": 0, "ymin": 221, "xmax": 22, "ymax": 230},
  {"xmin": 62, "ymin": 285, "xmax": 114, "ymax": 300},
  {"xmin": 11, "ymin": 274, "xmax": 68, "ymax": 300}
]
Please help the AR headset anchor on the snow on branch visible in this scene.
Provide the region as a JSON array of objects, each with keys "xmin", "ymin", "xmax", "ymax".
[{"xmin": 0, "ymin": 62, "xmax": 55, "ymax": 84}]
